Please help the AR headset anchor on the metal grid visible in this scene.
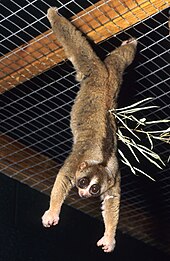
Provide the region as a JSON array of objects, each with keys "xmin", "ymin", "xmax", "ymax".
[{"xmin": 0, "ymin": 0, "xmax": 170, "ymax": 255}]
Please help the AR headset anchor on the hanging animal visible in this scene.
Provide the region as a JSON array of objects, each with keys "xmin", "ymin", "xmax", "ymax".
[{"xmin": 42, "ymin": 7, "xmax": 137, "ymax": 253}]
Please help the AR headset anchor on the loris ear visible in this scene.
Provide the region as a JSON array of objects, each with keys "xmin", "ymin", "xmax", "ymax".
[{"xmin": 78, "ymin": 161, "xmax": 88, "ymax": 171}]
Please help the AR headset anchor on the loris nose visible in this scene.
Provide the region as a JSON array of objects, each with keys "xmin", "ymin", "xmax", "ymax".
[{"xmin": 79, "ymin": 191, "xmax": 90, "ymax": 198}]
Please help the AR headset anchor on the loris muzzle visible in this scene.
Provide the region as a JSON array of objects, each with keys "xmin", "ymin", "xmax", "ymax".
[{"xmin": 42, "ymin": 7, "xmax": 137, "ymax": 253}]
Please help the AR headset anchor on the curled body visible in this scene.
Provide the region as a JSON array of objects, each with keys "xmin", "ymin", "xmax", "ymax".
[{"xmin": 42, "ymin": 7, "xmax": 137, "ymax": 253}]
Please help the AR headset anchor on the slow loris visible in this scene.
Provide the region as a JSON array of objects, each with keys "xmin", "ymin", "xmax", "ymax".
[{"xmin": 42, "ymin": 7, "xmax": 137, "ymax": 253}]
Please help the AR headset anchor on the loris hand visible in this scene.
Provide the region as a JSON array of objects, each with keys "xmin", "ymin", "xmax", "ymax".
[
  {"xmin": 97, "ymin": 235, "xmax": 116, "ymax": 253},
  {"xmin": 42, "ymin": 209, "xmax": 59, "ymax": 227}
]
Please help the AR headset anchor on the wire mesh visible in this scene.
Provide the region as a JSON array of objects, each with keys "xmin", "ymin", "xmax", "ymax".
[{"xmin": 0, "ymin": 0, "xmax": 170, "ymax": 255}]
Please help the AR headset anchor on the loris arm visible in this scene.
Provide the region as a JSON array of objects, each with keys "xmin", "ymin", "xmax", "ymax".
[
  {"xmin": 42, "ymin": 153, "xmax": 77, "ymax": 227},
  {"xmin": 47, "ymin": 7, "xmax": 103, "ymax": 81},
  {"xmin": 97, "ymin": 172, "xmax": 121, "ymax": 253}
]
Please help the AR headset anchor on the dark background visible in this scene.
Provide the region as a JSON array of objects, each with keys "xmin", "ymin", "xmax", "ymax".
[{"xmin": 0, "ymin": 173, "xmax": 169, "ymax": 261}]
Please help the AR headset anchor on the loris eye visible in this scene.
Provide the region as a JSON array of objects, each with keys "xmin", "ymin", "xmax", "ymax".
[
  {"xmin": 78, "ymin": 177, "xmax": 89, "ymax": 188},
  {"xmin": 89, "ymin": 184, "xmax": 100, "ymax": 196}
]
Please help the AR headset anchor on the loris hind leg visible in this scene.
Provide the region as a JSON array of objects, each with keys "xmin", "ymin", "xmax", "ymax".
[
  {"xmin": 97, "ymin": 172, "xmax": 121, "ymax": 252},
  {"xmin": 47, "ymin": 7, "xmax": 104, "ymax": 81},
  {"xmin": 104, "ymin": 38, "xmax": 137, "ymax": 72}
]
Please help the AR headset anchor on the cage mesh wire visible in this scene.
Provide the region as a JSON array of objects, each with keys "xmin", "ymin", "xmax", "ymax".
[{"xmin": 0, "ymin": 0, "xmax": 170, "ymax": 255}]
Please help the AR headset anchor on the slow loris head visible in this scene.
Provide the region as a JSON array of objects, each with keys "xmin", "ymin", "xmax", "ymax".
[{"xmin": 75, "ymin": 162, "xmax": 112, "ymax": 198}]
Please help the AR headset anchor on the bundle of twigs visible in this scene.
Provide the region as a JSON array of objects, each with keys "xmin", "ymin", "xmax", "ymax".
[{"xmin": 110, "ymin": 98, "xmax": 170, "ymax": 180}]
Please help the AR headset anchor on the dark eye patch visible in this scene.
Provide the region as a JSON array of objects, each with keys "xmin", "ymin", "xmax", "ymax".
[
  {"xmin": 89, "ymin": 184, "xmax": 100, "ymax": 196},
  {"xmin": 78, "ymin": 177, "xmax": 89, "ymax": 189}
]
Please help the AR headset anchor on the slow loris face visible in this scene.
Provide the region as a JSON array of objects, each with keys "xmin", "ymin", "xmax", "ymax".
[
  {"xmin": 75, "ymin": 162, "xmax": 110, "ymax": 198},
  {"xmin": 77, "ymin": 176, "xmax": 101, "ymax": 198}
]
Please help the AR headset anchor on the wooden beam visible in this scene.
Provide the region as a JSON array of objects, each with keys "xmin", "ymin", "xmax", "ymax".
[
  {"xmin": 0, "ymin": 133, "xmax": 57, "ymax": 192},
  {"xmin": 0, "ymin": 0, "xmax": 168, "ymax": 93}
]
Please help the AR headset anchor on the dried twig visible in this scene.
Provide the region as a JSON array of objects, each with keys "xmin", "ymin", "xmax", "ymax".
[{"xmin": 110, "ymin": 98, "xmax": 170, "ymax": 180}]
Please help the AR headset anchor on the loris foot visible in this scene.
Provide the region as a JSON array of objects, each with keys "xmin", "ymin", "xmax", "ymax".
[
  {"xmin": 42, "ymin": 209, "xmax": 59, "ymax": 227},
  {"xmin": 97, "ymin": 236, "xmax": 116, "ymax": 253},
  {"xmin": 121, "ymin": 38, "xmax": 137, "ymax": 46},
  {"xmin": 47, "ymin": 7, "xmax": 58, "ymax": 22}
]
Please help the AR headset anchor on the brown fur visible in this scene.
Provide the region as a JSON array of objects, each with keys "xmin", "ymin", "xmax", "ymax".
[{"xmin": 42, "ymin": 7, "xmax": 137, "ymax": 253}]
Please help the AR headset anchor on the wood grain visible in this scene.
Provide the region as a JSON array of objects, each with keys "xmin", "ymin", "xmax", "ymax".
[{"xmin": 0, "ymin": 0, "xmax": 168, "ymax": 93}]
